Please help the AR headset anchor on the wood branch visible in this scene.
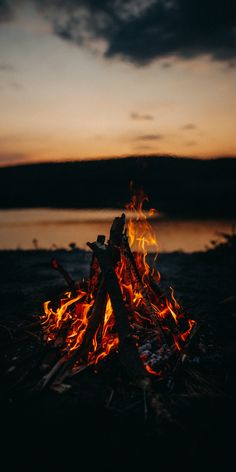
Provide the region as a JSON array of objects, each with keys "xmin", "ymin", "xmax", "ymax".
[
  {"xmin": 51, "ymin": 258, "xmax": 77, "ymax": 296},
  {"xmin": 34, "ymin": 354, "xmax": 68, "ymax": 391},
  {"xmin": 39, "ymin": 215, "xmax": 127, "ymax": 388},
  {"xmin": 64, "ymin": 214, "xmax": 124, "ymax": 344},
  {"xmin": 183, "ymin": 365, "xmax": 226, "ymax": 397},
  {"xmin": 149, "ymin": 278, "xmax": 164, "ymax": 299},
  {"xmin": 76, "ymin": 276, "xmax": 107, "ymax": 361},
  {"xmin": 87, "ymin": 241, "xmax": 149, "ymax": 386},
  {"xmin": 109, "ymin": 213, "xmax": 125, "ymax": 247},
  {"xmin": 87, "ymin": 235, "xmax": 105, "ymax": 300},
  {"xmin": 6, "ymin": 350, "xmax": 46, "ymax": 392},
  {"xmin": 166, "ymin": 322, "xmax": 200, "ymax": 391},
  {"xmin": 44, "ymin": 283, "xmax": 107, "ymax": 387},
  {"xmin": 108, "ymin": 212, "xmax": 126, "ymax": 265},
  {"xmin": 122, "ymin": 234, "xmax": 167, "ymax": 344},
  {"xmin": 79, "ymin": 216, "xmax": 126, "ymax": 359}
]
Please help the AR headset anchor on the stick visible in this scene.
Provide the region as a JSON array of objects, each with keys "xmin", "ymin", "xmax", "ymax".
[
  {"xmin": 79, "ymin": 217, "xmax": 126, "ymax": 360},
  {"xmin": 76, "ymin": 276, "xmax": 107, "ymax": 361},
  {"xmin": 122, "ymin": 234, "xmax": 167, "ymax": 344},
  {"xmin": 51, "ymin": 258, "xmax": 77, "ymax": 296},
  {"xmin": 34, "ymin": 354, "xmax": 68, "ymax": 391},
  {"xmin": 40, "ymin": 215, "xmax": 126, "ymax": 387},
  {"xmin": 87, "ymin": 235, "xmax": 105, "ymax": 300},
  {"xmin": 87, "ymin": 241, "xmax": 149, "ymax": 386}
]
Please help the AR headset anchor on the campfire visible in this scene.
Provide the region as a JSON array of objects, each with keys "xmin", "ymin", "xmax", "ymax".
[
  {"xmin": 2, "ymin": 195, "xmax": 234, "ymax": 470},
  {"xmin": 38, "ymin": 192, "xmax": 197, "ymax": 392}
]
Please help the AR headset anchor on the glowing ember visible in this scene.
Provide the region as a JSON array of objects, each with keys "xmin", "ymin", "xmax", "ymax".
[{"xmin": 40, "ymin": 191, "xmax": 196, "ymax": 378}]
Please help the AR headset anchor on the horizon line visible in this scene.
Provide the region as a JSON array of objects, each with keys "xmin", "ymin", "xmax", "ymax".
[{"xmin": 1, "ymin": 153, "xmax": 236, "ymax": 169}]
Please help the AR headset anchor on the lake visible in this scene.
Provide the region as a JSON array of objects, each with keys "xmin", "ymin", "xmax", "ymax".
[{"xmin": 0, "ymin": 209, "xmax": 234, "ymax": 252}]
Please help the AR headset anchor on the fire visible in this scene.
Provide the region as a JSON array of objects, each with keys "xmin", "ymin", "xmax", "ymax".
[{"xmin": 40, "ymin": 190, "xmax": 196, "ymax": 378}]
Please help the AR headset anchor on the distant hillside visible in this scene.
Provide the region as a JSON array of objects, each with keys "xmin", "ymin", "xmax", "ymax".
[{"xmin": 0, "ymin": 156, "xmax": 236, "ymax": 218}]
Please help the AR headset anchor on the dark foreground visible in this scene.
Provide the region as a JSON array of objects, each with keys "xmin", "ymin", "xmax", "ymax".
[{"xmin": 0, "ymin": 243, "xmax": 235, "ymax": 470}]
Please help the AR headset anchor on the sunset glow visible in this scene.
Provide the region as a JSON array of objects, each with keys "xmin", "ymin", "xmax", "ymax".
[{"xmin": 0, "ymin": 1, "xmax": 236, "ymax": 166}]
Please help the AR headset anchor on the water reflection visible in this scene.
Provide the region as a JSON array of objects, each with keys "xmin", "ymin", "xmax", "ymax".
[{"xmin": 0, "ymin": 209, "xmax": 234, "ymax": 252}]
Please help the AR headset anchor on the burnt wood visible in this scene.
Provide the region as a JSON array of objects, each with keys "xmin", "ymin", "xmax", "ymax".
[
  {"xmin": 78, "ymin": 216, "xmax": 126, "ymax": 360},
  {"xmin": 87, "ymin": 241, "xmax": 149, "ymax": 385},
  {"xmin": 77, "ymin": 276, "xmax": 107, "ymax": 361},
  {"xmin": 87, "ymin": 235, "xmax": 105, "ymax": 300},
  {"xmin": 122, "ymin": 234, "xmax": 167, "ymax": 344},
  {"xmin": 51, "ymin": 258, "xmax": 77, "ymax": 297}
]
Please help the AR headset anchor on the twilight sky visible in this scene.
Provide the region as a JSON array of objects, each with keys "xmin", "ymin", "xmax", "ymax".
[{"xmin": 0, "ymin": 0, "xmax": 236, "ymax": 166}]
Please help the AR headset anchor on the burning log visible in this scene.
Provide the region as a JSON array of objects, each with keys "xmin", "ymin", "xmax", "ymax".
[
  {"xmin": 122, "ymin": 232, "xmax": 167, "ymax": 344},
  {"xmin": 36, "ymin": 215, "xmax": 127, "ymax": 389},
  {"xmin": 87, "ymin": 240, "xmax": 149, "ymax": 386},
  {"xmin": 76, "ymin": 276, "xmax": 107, "ymax": 361},
  {"xmin": 76, "ymin": 214, "xmax": 126, "ymax": 357},
  {"xmin": 78, "ymin": 216, "xmax": 126, "ymax": 361},
  {"xmin": 87, "ymin": 235, "xmax": 105, "ymax": 300}
]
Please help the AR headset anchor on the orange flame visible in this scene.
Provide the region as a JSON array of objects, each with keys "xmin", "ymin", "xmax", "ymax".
[
  {"xmin": 40, "ymin": 190, "xmax": 196, "ymax": 377},
  {"xmin": 126, "ymin": 189, "xmax": 159, "ymax": 285}
]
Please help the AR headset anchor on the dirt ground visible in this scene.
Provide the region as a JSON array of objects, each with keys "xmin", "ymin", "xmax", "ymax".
[{"xmin": 0, "ymin": 246, "xmax": 235, "ymax": 470}]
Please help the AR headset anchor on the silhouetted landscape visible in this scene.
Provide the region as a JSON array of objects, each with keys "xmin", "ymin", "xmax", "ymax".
[
  {"xmin": 1, "ymin": 1, "xmax": 236, "ymax": 469},
  {"xmin": 0, "ymin": 155, "xmax": 236, "ymax": 218}
]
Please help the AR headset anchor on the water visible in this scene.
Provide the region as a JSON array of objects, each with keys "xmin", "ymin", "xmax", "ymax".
[{"xmin": 0, "ymin": 208, "xmax": 234, "ymax": 252}]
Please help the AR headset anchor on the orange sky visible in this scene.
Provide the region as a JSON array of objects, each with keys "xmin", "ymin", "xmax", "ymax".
[{"xmin": 0, "ymin": 1, "xmax": 236, "ymax": 166}]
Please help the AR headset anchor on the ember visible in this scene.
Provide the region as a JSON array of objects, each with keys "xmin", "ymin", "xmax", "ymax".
[{"xmin": 39, "ymin": 191, "xmax": 196, "ymax": 390}]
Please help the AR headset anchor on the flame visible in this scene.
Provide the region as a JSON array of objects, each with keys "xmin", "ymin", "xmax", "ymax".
[
  {"xmin": 40, "ymin": 190, "xmax": 196, "ymax": 378},
  {"xmin": 126, "ymin": 189, "xmax": 159, "ymax": 286}
]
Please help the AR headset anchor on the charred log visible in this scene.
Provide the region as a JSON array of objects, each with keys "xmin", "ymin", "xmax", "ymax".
[
  {"xmin": 122, "ymin": 234, "xmax": 166, "ymax": 344},
  {"xmin": 51, "ymin": 258, "xmax": 77, "ymax": 297},
  {"xmin": 87, "ymin": 241, "xmax": 149, "ymax": 386}
]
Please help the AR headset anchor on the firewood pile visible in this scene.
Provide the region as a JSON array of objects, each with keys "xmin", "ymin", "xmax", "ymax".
[
  {"xmin": 1, "ymin": 195, "xmax": 202, "ymax": 413},
  {"xmin": 36, "ymin": 209, "xmax": 198, "ymax": 395}
]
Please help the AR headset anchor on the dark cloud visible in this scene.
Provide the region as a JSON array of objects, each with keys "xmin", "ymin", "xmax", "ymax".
[
  {"xmin": 161, "ymin": 61, "xmax": 173, "ymax": 68},
  {"xmin": 136, "ymin": 134, "xmax": 163, "ymax": 141},
  {"xmin": 0, "ymin": 0, "xmax": 13, "ymax": 22},
  {"xmin": 36, "ymin": 0, "xmax": 236, "ymax": 65},
  {"xmin": 0, "ymin": 63, "xmax": 15, "ymax": 71},
  {"xmin": 130, "ymin": 112, "xmax": 154, "ymax": 121},
  {"xmin": 182, "ymin": 123, "xmax": 197, "ymax": 130}
]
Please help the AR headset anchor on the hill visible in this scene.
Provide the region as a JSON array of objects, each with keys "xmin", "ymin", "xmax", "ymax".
[{"xmin": 0, "ymin": 155, "xmax": 235, "ymax": 217}]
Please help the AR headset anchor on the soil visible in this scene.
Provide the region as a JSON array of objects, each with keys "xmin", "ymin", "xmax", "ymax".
[{"xmin": 0, "ymin": 246, "xmax": 235, "ymax": 470}]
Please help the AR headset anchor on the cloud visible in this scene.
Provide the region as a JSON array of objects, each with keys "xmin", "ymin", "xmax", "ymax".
[
  {"xmin": 0, "ymin": 0, "xmax": 13, "ymax": 22},
  {"xmin": 0, "ymin": 63, "xmax": 15, "ymax": 72},
  {"xmin": 161, "ymin": 61, "xmax": 173, "ymax": 68},
  {"xmin": 130, "ymin": 112, "xmax": 154, "ymax": 121},
  {"xmin": 185, "ymin": 140, "xmax": 197, "ymax": 146},
  {"xmin": 0, "ymin": 152, "xmax": 27, "ymax": 167},
  {"xmin": 36, "ymin": 0, "xmax": 236, "ymax": 65},
  {"xmin": 134, "ymin": 144, "xmax": 154, "ymax": 151},
  {"xmin": 10, "ymin": 81, "xmax": 22, "ymax": 89},
  {"xmin": 136, "ymin": 134, "xmax": 163, "ymax": 141},
  {"xmin": 182, "ymin": 123, "xmax": 197, "ymax": 130}
]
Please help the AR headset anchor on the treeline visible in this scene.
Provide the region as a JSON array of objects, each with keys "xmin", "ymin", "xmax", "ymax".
[{"xmin": 0, "ymin": 155, "xmax": 235, "ymax": 218}]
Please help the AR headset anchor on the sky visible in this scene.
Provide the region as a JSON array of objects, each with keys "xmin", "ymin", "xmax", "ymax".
[{"xmin": 0, "ymin": 0, "xmax": 236, "ymax": 166}]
